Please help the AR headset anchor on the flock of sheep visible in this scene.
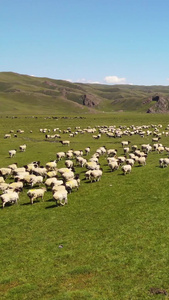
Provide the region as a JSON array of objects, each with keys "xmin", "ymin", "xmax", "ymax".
[{"xmin": 1, "ymin": 121, "xmax": 169, "ymax": 208}]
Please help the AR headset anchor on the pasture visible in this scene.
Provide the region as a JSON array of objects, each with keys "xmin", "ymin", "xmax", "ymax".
[{"xmin": 1, "ymin": 112, "xmax": 169, "ymax": 299}]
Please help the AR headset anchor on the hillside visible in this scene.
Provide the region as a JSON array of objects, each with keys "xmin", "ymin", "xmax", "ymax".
[{"xmin": 0, "ymin": 72, "xmax": 169, "ymax": 114}]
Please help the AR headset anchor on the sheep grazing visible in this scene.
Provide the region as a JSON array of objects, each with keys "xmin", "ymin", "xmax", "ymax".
[
  {"xmin": 62, "ymin": 171, "xmax": 75, "ymax": 182},
  {"xmin": 47, "ymin": 170, "xmax": 58, "ymax": 178},
  {"xmin": 60, "ymin": 140, "xmax": 70, "ymax": 146},
  {"xmin": 9, "ymin": 149, "xmax": 16, "ymax": 158},
  {"xmin": 160, "ymin": 158, "xmax": 169, "ymax": 168},
  {"xmin": 86, "ymin": 161, "xmax": 100, "ymax": 170},
  {"xmin": 121, "ymin": 165, "xmax": 132, "ymax": 175},
  {"xmin": 27, "ymin": 187, "xmax": 46, "ymax": 204},
  {"xmin": 45, "ymin": 178, "xmax": 63, "ymax": 189},
  {"xmin": 30, "ymin": 175, "xmax": 43, "ymax": 187},
  {"xmin": 126, "ymin": 158, "xmax": 135, "ymax": 167},
  {"xmin": 1, "ymin": 191, "xmax": 19, "ymax": 208},
  {"xmin": 19, "ymin": 144, "xmax": 27, "ymax": 152},
  {"xmin": 65, "ymin": 178, "xmax": 80, "ymax": 193},
  {"xmin": 121, "ymin": 141, "xmax": 130, "ymax": 147},
  {"xmin": 8, "ymin": 181, "xmax": 23, "ymax": 192},
  {"xmin": 4, "ymin": 134, "xmax": 11, "ymax": 139}
]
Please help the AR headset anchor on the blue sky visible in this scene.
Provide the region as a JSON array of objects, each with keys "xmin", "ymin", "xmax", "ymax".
[{"xmin": 1, "ymin": 0, "xmax": 169, "ymax": 85}]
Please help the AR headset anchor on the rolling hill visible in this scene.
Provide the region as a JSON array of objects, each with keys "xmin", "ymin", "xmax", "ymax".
[{"xmin": 0, "ymin": 72, "xmax": 169, "ymax": 114}]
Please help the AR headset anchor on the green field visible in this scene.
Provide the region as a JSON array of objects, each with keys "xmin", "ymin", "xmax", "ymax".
[{"xmin": 1, "ymin": 112, "xmax": 169, "ymax": 299}]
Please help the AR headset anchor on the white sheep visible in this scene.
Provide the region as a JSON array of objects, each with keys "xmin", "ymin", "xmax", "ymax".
[
  {"xmin": 47, "ymin": 170, "xmax": 58, "ymax": 178},
  {"xmin": 65, "ymin": 160, "xmax": 74, "ymax": 169},
  {"xmin": 138, "ymin": 156, "xmax": 146, "ymax": 166},
  {"xmin": 90, "ymin": 169, "xmax": 103, "ymax": 182},
  {"xmin": 108, "ymin": 161, "xmax": 119, "ymax": 171},
  {"xmin": 27, "ymin": 187, "xmax": 46, "ymax": 204},
  {"xmin": 45, "ymin": 178, "xmax": 63, "ymax": 189},
  {"xmin": 53, "ymin": 189, "xmax": 68, "ymax": 206},
  {"xmin": 8, "ymin": 181, "xmax": 23, "ymax": 191},
  {"xmin": 62, "ymin": 171, "xmax": 75, "ymax": 182},
  {"xmin": 0, "ymin": 177, "xmax": 5, "ymax": 183},
  {"xmin": 56, "ymin": 152, "xmax": 66, "ymax": 161},
  {"xmin": 46, "ymin": 160, "xmax": 57, "ymax": 171},
  {"xmin": 121, "ymin": 165, "xmax": 132, "ymax": 175},
  {"xmin": 30, "ymin": 175, "xmax": 43, "ymax": 187},
  {"xmin": 0, "ymin": 183, "xmax": 9, "ymax": 192},
  {"xmin": 60, "ymin": 140, "xmax": 70, "ymax": 146},
  {"xmin": 1, "ymin": 191, "xmax": 19, "ymax": 208},
  {"xmin": 19, "ymin": 144, "xmax": 27, "ymax": 152},
  {"xmin": 126, "ymin": 158, "xmax": 135, "ymax": 167},
  {"xmin": 65, "ymin": 178, "xmax": 80, "ymax": 193},
  {"xmin": 86, "ymin": 161, "xmax": 100, "ymax": 170},
  {"xmin": 0, "ymin": 168, "xmax": 12, "ymax": 178},
  {"xmin": 9, "ymin": 150, "xmax": 16, "ymax": 158}
]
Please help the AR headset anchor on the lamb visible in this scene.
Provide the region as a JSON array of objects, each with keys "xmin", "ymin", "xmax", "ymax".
[
  {"xmin": 1, "ymin": 191, "xmax": 19, "ymax": 208},
  {"xmin": 53, "ymin": 189, "xmax": 68, "ymax": 206},
  {"xmin": 19, "ymin": 144, "xmax": 27, "ymax": 152},
  {"xmin": 90, "ymin": 169, "xmax": 103, "ymax": 182},
  {"xmin": 65, "ymin": 178, "xmax": 80, "ymax": 193},
  {"xmin": 9, "ymin": 149, "xmax": 16, "ymax": 158},
  {"xmin": 27, "ymin": 187, "xmax": 46, "ymax": 204},
  {"xmin": 121, "ymin": 164, "xmax": 132, "ymax": 175}
]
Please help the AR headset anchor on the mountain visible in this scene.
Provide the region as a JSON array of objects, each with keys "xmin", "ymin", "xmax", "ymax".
[{"xmin": 0, "ymin": 72, "xmax": 169, "ymax": 114}]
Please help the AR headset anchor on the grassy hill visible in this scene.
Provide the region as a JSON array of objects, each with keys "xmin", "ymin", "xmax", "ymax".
[{"xmin": 1, "ymin": 72, "xmax": 169, "ymax": 114}]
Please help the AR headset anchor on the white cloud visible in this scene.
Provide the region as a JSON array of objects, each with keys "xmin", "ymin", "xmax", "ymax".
[
  {"xmin": 104, "ymin": 75, "xmax": 127, "ymax": 84},
  {"xmin": 76, "ymin": 78, "xmax": 101, "ymax": 84},
  {"xmin": 65, "ymin": 79, "xmax": 73, "ymax": 82}
]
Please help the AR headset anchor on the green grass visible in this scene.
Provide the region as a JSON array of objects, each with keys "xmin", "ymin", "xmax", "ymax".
[
  {"xmin": 1, "ymin": 72, "xmax": 169, "ymax": 114},
  {"xmin": 1, "ymin": 113, "xmax": 169, "ymax": 299}
]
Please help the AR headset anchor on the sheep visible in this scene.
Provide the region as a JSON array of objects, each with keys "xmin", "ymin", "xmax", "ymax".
[
  {"xmin": 65, "ymin": 160, "xmax": 74, "ymax": 169},
  {"xmin": 62, "ymin": 171, "xmax": 75, "ymax": 182},
  {"xmin": 30, "ymin": 175, "xmax": 43, "ymax": 187},
  {"xmin": 86, "ymin": 162, "xmax": 100, "ymax": 170},
  {"xmin": 33, "ymin": 167, "xmax": 47, "ymax": 177},
  {"xmin": 107, "ymin": 149, "xmax": 117, "ymax": 157},
  {"xmin": 46, "ymin": 160, "xmax": 57, "ymax": 171},
  {"xmin": 90, "ymin": 169, "xmax": 103, "ymax": 182},
  {"xmin": 0, "ymin": 168, "xmax": 12, "ymax": 178},
  {"xmin": 8, "ymin": 163, "xmax": 18, "ymax": 170},
  {"xmin": 0, "ymin": 183, "xmax": 9, "ymax": 192},
  {"xmin": 52, "ymin": 184, "xmax": 66, "ymax": 193},
  {"xmin": 121, "ymin": 141, "xmax": 130, "ymax": 147},
  {"xmin": 108, "ymin": 161, "xmax": 119, "ymax": 172},
  {"xmin": 76, "ymin": 157, "xmax": 87, "ymax": 167},
  {"xmin": 159, "ymin": 158, "xmax": 164, "ymax": 168},
  {"xmin": 60, "ymin": 140, "xmax": 70, "ymax": 146},
  {"xmin": 126, "ymin": 158, "xmax": 135, "ymax": 167},
  {"xmin": 65, "ymin": 178, "xmax": 80, "ymax": 193},
  {"xmin": 9, "ymin": 150, "xmax": 16, "ymax": 158},
  {"xmin": 53, "ymin": 189, "xmax": 68, "ymax": 206},
  {"xmin": 1, "ymin": 191, "xmax": 19, "ymax": 208},
  {"xmin": 47, "ymin": 170, "xmax": 58, "ymax": 178},
  {"xmin": 14, "ymin": 171, "xmax": 30, "ymax": 182},
  {"xmin": 162, "ymin": 158, "xmax": 169, "ymax": 168},
  {"xmin": 0, "ymin": 177, "xmax": 5, "ymax": 183},
  {"xmin": 27, "ymin": 187, "xmax": 46, "ymax": 204},
  {"xmin": 8, "ymin": 181, "xmax": 23, "ymax": 191},
  {"xmin": 121, "ymin": 165, "xmax": 132, "ymax": 175},
  {"xmin": 12, "ymin": 167, "xmax": 26, "ymax": 176},
  {"xmin": 45, "ymin": 178, "xmax": 63, "ymax": 189},
  {"xmin": 85, "ymin": 147, "xmax": 90, "ymax": 155},
  {"xmin": 137, "ymin": 156, "xmax": 146, "ymax": 166},
  {"xmin": 56, "ymin": 152, "xmax": 65, "ymax": 161},
  {"xmin": 19, "ymin": 144, "xmax": 26, "ymax": 152},
  {"xmin": 4, "ymin": 134, "xmax": 11, "ymax": 139},
  {"xmin": 85, "ymin": 170, "xmax": 92, "ymax": 180},
  {"xmin": 66, "ymin": 150, "xmax": 73, "ymax": 159}
]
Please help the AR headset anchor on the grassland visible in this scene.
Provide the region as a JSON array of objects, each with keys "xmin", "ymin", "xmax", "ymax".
[
  {"xmin": 1, "ymin": 112, "xmax": 169, "ymax": 299},
  {"xmin": 1, "ymin": 72, "xmax": 169, "ymax": 114}
]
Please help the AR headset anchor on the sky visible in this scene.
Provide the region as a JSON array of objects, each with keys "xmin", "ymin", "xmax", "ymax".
[{"xmin": 1, "ymin": 0, "xmax": 169, "ymax": 86}]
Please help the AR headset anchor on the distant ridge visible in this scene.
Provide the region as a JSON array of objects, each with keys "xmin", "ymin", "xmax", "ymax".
[{"xmin": 0, "ymin": 72, "xmax": 169, "ymax": 114}]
